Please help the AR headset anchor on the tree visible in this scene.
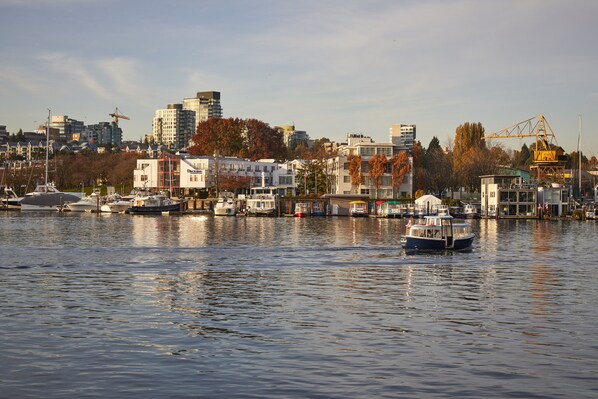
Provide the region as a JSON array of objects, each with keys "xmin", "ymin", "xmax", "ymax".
[
  {"xmin": 422, "ymin": 137, "xmax": 451, "ymax": 197},
  {"xmin": 391, "ymin": 151, "xmax": 411, "ymax": 198},
  {"xmin": 242, "ymin": 119, "xmax": 287, "ymax": 161},
  {"xmin": 348, "ymin": 154, "xmax": 362, "ymax": 194},
  {"xmin": 295, "ymin": 160, "xmax": 327, "ymax": 196},
  {"xmin": 453, "ymin": 122, "xmax": 486, "ymax": 191},
  {"xmin": 411, "ymin": 141, "xmax": 426, "ymax": 194},
  {"xmin": 188, "ymin": 117, "xmax": 245, "ymax": 157},
  {"xmin": 368, "ymin": 153, "xmax": 387, "ymax": 198}
]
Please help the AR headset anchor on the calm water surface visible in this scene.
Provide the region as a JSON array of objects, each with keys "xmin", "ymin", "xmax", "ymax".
[{"xmin": 0, "ymin": 212, "xmax": 597, "ymax": 398}]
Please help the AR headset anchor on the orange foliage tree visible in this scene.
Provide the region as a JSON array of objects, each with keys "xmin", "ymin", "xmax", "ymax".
[
  {"xmin": 368, "ymin": 153, "xmax": 387, "ymax": 198},
  {"xmin": 348, "ymin": 154, "xmax": 362, "ymax": 194},
  {"xmin": 391, "ymin": 151, "xmax": 411, "ymax": 198}
]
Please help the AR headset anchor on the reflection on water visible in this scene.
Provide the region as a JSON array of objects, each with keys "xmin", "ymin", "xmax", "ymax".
[{"xmin": 1, "ymin": 212, "xmax": 597, "ymax": 398}]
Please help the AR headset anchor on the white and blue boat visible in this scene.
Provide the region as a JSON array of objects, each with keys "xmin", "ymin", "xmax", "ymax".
[{"xmin": 401, "ymin": 214, "xmax": 474, "ymax": 251}]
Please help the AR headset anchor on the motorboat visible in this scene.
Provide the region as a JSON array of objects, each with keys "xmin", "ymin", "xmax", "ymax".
[
  {"xmin": 100, "ymin": 194, "xmax": 133, "ymax": 213},
  {"xmin": 294, "ymin": 202, "xmax": 311, "ymax": 217},
  {"xmin": 128, "ymin": 193, "xmax": 184, "ymax": 215},
  {"xmin": 463, "ymin": 203, "xmax": 480, "ymax": 219},
  {"xmin": 246, "ymin": 194, "xmax": 277, "ymax": 217},
  {"xmin": 349, "ymin": 200, "xmax": 368, "ymax": 217},
  {"xmin": 1, "ymin": 186, "xmax": 23, "ymax": 209},
  {"xmin": 312, "ymin": 201, "xmax": 326, "ymax": 216},
  {"xmin": 213, "ymin": 192, "xmax": 237, "ymax": 216},
  {"xmin": 401, "ymin": 214, "xmax": 475, "ymax": 251},
  {"xmin": 585, "ymin": 210, "xmax": 597, "ymax": 220},
  {"xmin": 20, "ymin": 183, "xmax": 81, "ymax": 212},
  {"xmin": 246, "ymin": 184, "xmax": 278, "ymax": 217},
  {"xmin": 66, "ymin": 190, "xmax": 101, "ymax": 212}
]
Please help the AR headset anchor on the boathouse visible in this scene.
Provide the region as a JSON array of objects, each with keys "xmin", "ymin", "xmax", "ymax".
[{"xmin": 480, "ymin": 175, "xmax": 538, "ymax": 218}]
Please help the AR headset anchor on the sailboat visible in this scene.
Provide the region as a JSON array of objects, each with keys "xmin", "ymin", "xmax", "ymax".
[{"xmin": 20, "ymin": 110, "xmax": 80, "ymax": 211}]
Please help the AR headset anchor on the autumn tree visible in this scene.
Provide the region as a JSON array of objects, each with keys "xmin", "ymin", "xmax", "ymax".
[
  {"xmin": 348, "ymin": 154, "xmax": 362, "ymax": 194},
  {"xmin": 452, "ymin": 122, "xmax": 487, "ymax": 191},
  {"xmin": 242, "ymin": 119, "xmax": 287, "ymax": 161},
  {"xmin": 391, "ymin": 151, "xmax": 411, "ymax": 198},
  {"xmin": 188, "ymin": 117, "xmax": 245, "ymax": 157},
  {"xmin": 367, "ymin": 153, "xmax": 387, "ymax": 198}
]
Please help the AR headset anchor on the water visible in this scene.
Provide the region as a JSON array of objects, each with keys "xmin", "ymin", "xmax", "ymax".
[{"xmin": 1, "ymin": 212, "xmax": 597, "ymax": 398}]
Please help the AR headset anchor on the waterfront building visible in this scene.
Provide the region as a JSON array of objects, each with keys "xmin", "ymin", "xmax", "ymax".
[
  {"xmin": 152, "ymin": 104, "xmax": 196, "ymax": 150},
  {"xmin": 133, "ymin": 154, "xmax": 295, "ymax": 197},
  {"xmin": 182, "ymin": 91, "xmax": 223, "ymax": 125},
  {"xmin": 390, "ymin": 124, "xmax": 416, "ymax": 152},
  {"xmin": 326, "ymin": 134, "xmax": 413, "ymax": 199},
  {"xmin": 481, "ymin": 175, "xmax": 538, "ymax": 218}
]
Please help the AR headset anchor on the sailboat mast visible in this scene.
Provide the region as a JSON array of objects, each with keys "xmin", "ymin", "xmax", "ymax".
[
  {"xmin": 46, "ymin": 109, "xmax": 50, "ymax": 187},
  {"xmin": 578, "ymin": 114, "xmax": 582, "ymax": 199}
]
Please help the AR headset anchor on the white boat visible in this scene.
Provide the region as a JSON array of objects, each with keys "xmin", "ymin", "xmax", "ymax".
[
  {"xmin": 66, "ymin": 190, "xmax": 101, "ymax": 212},
  {"xmin": 585, "ymin": 210, "xmax": 597, "ymax": 220},
  {"xmin": 100, "ymin": 195, "xmax": 133, "ymax": 213},
  {"xmin": 246, "ymin": 185, "xmax": 278, "ymax": 217},
  {"xmin": 401, "ymin": 215, "xmax": 475, "ymax": 251},
  {"xmin": 213, "ymin": 192, "xmax": 237, "ymax": 216},
  {"xmin": 128, "ymin": 193, "xmax": 183, "ymax": 215},
  {"xmin": 463, "ymin": 203, "xmax": 480, "ymax": 219},
  {"xmin": 1, "ymin": 186, "xmax": 23, "ymax": 209},
  {"xmin": 294, "ymin": 202, "xmax": 311, "ymax": 217},
  {"xmin": 349, "ymin": 200, "xmax": 368, "ymax": 217}
]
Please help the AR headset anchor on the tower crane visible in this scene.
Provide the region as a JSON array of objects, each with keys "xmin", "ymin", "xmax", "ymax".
[
  {"xmin": 109, "ymin": 107, "xmax": 130, "ymax": 125},
  {"xmin": 483, "ymin": 114, "xmax": 567, "ymax": 185}
]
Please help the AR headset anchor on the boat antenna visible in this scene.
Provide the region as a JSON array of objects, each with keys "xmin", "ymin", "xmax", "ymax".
[
  {"xmin": 578, "ymin": 114, "xmax": 582, "ymax": 200},
  {"xmin": 46, "ymin": 109, "xmax": 50, "ymax": 187}
]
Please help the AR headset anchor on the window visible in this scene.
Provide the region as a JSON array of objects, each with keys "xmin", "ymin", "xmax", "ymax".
[{"xmin": 343, "ymin": 176, "xmax": 351, "ymax": 183}]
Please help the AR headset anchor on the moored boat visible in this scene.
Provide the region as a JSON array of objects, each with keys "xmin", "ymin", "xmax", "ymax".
[
  {"xmin": 401, "ymin": 214, "xmax": 475, "ymax": 251},
  {"xmin": 100, "ymin": 194, "xmax": 133, "ymax": 213},
  {"xmin": 312, "ymin": 201, "xmax": 326, "ymax": 216},
  {"xmin": 1, "ymin": 186, "xmax": 23, "ymax": 209},
  {"xmin": 213, "ymin": 192, "xmax": 237, "ymax": 216},
  {"xmin": 128, "ymin": 193, "xmax": 183, "ymax": 215},
  {"xmin": 349, "ymin": 200, "xmax": 368, "ymax": 217},
  {"xmin": 66, "ymin": 190, "xmax": 101, "ymax": 212},
  {"xmin": 20, "ymin": 183, "xmax": 81, "ymax": 212},
  {"xmin": 294, "ymin": 202, "xmax": 311, "ymax": 217},
  {"xmin": 379, "ymin": 200, "xmax": 404, "ymax": 218}
]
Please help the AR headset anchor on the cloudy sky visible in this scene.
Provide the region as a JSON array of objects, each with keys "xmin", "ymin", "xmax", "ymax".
[{"xmin": 1, "ymin": 0, "xmax": 597, "ymax": 155}]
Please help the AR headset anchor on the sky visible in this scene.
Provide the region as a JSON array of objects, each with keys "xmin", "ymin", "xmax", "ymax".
[{"xmin": 1, "ymin": 0, "xmax": 597, "ymax": 156}]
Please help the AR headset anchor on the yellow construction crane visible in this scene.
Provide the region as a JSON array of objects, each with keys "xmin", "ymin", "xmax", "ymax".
[
  {"xmin": 484, "ymin": 114, "xmax": 567, "ymax": 185},
  {"xmin": 109, "ymin": 107, "xmax": 130, "ymax": 125}
]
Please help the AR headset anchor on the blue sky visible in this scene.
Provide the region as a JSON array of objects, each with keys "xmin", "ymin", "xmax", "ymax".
[{"xmin": 1, "ymin": 0, "xmax": 597, "ymax": 156}]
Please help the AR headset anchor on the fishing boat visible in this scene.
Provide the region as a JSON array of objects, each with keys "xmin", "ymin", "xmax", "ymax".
[
  {"xmin": 128, "ymin": 193, "xmax": 183, "ymax": 215},
  {"xmin": 294, "ymin": 202, "xmax": 311, "ymax": 217},
  {"xmin": 401, "ymin": 214, "xmax": 475, "ymax": 251},
  {"xmin": 213, "ymin": 192, "xmax": 237, "ymax": 216},
  {"xmin": 349, "ymin": 200, "xmax": 368, "ymax": 217}
]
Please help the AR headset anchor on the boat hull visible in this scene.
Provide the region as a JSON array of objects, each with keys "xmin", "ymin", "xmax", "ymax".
[
  {"xmin": 128, "ymin": 203, "xmax": 182, "ymax": 215},
  {"xmin": 20, "ymin": 193, "xmax": 81, "ymax": 211},
  {"xmin": 403, "ymin": 235, "xmax": 474, "ymax": 251}
]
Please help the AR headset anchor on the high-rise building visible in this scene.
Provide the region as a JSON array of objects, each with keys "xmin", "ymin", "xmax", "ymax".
[
  {"xmin": 275, "ymin": 125, "xmax": 310, "ymax": 148},
  {"xmin": 152, "ymin": 103, "xmax": 196, "ymax": 149},
  {"xmin": 389, "ymin": 124, "xmax": 416, "ymax": 151},
  {"xmin": 85, "ymin": 122, "xmax": 122, "ymax": 146},
  {"xmin": 183, "ymin": 91, "xmax": 223, "ymax": 127},
  {"xmin": 50, "ymin": 115, "xmax": 85, "ymax": 142}
]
